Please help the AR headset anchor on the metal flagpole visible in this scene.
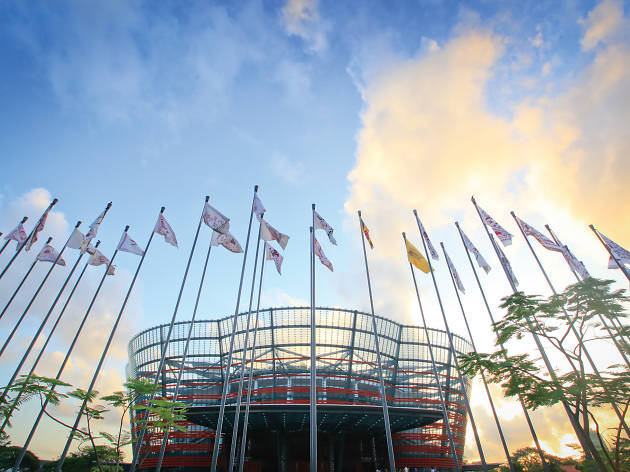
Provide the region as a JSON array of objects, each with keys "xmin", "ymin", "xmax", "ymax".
[
  {"xmin": 590, "ymin": 224, "xmax": 630, "ymax": 283},
  {"xmin": 310, "ymin": 203, "xmax": 318, "ymax": 472},
  {"xmin": 546, "ymin": 224, "xmax": 630, "ymax": 364},
  {"xmin": 454, "ymin": 221, "xmax": 545, "ymax": 472},
  {"xmin": 441, "ymin": 237, "xmax": 517, "ymax": 472},
  {"xmin": 14, "ymin": 236, "xmax": 122, "ymax": 470},
  {"xmin": 412, "ymin": 211, "xmax": 487, "ymax": 472},
  {"xmin": 402, "ymin": 232, "xmax": 461, "ymax": 472},
  {"xmin": 0, "ymin": 216, "xmax": 28, "ymax": 256},
  {"xmin": 0, "ymin": 241, "xmax": 101, "ymax": 435},
  {"xmin": 511, "ymin": 213, "xmax": 630, "ymax": 438},
  {"xmin": 0, "ymin": 199, "xmax": 58, "ymax": 280},
  {"xmin": 155, "ymin": 236, "xmax": 215, "ymax": 471},
  {"xmin": 0, "ymin": 239, "xmax": 45, "ymax": 321},
  {"xmin": 228, "ymin": 222, "xmax": 263, "ymax": 472},
  {"xmin": 470, "ymin": 197, "xmax": 605, "ymax": 471},
  {"xmin": 0, "ymin": 221, "xmax": 76, "ymax": 358},
  {"xmin": 211, "ymin": 185, "xmax": 259, "ymax": 472},
  {"xmin": 357, "ymin": 210, "xmax": 396, "ymax": 472},
  {"xmin": 237, "ymin": 242, "xmax": 267, "ymax": 472},
  {"xmin": 130, "ymin": 200, "xmax": 208, "ymax": 471},
  {"xmin": 57, "ymin": 213, "xmax": 160, "ymax": 472}
]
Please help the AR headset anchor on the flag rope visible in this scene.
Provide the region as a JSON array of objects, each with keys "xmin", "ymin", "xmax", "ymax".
[
  {"xmin": 0, "ymin": 254, "xmax": 39, "ymax": 321},
  {"xmin": 310, "ymin": 205, "xmax": 318, "ymax": 472}
]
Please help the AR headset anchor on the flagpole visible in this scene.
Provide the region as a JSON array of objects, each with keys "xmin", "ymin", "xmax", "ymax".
[
  {"xmin": 155, "ymin": 237, "xmax": 215, "ymax": 471},
  {"xmin": 310, "ymin": 203, "xmax": 318, "ymax": 472},
  {"xmin": 0, "ymin": 216, "xmax": 27, "ymax": 256},
  {"xmin": 0, "ymin": 199, "xmax": 58, "ymax": 280},
  {"xmin": 471, "ymin": 197, "xmax": 605, "ymax": 471},
  {"xmin": 57, "ymin": 212, "xmax": 160, "ymax": 472},
  {"xmin": 0, "ymin": 219, "xmax": 76, "ymax": 359},
  {"xmin": 402, "ymin": 232, "xmax": 461, "ymax": 472},
  {"xmin": 590, "ymin": 224, "xmax": 630, "ymax": 283},
  {"xmin": 14, "ymin": 236, "xmax": 122, "ymax": 470},
  {"xmin": 357, "ymin": 211, "xmax": 396, "ymax": 472},
  {"xmin": 237, "ymin": 242, "xmax": 267, "ymax": 472},
  {"xmin": 0, "ymin": 240, "xmax": 44, "ymax": 321},
  {"xmin": 211, "ymin": 185, "xmax": 260, "ymax": 472},
  {"xmin": 454, "ymin": 222, "xmax": 547, "ymax": 472},
  {"xmin": 0, "ymin": 240, "xmax": 101, "ymax": 434},
  {"xmin": 130, "ymin": 199, "xmax": 208, "ymax": 472},
  {"xmin": 511, "ymin": 212, "xmax": 630, "ymax": 438},
  {"xmin": 441, "ymin": 236, "xmax": 517, "ymax": 472},
  {"xmin": 412, "ymin": 211, "xmax": 487, "ymax": 472},
  {"xmin": 228, "ymin": 221, "xmax": 263, "ymax": 472}
]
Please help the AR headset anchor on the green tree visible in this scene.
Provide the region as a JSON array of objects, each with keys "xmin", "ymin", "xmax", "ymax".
[{"xmin": 0, "ymin": 445, "xmax": 39, "ymax": 470}]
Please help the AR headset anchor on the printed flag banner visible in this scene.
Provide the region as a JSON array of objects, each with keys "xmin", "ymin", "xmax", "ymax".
[
  {"xmin": 67, "ymin": 228, "xmax": 87, "ymax": 250},
  {"xmin": 314, "ymin": 211, "xmax": 337, "ymax": 245},
  {"xmin": 203, "ymin": 203, "xmax": 230, "ymax": 234},
  {"xmin": 444, "ymin": 249, "xmax": 465, "ymax": 293},
  {"xmin": 266, "ymin": 243, "xmax": 283, "ymax": 275},
  {"xmin": 88, "ymin": 249, "xmax": 115, "ymax": 275},
  {"xmin": 562, "ymin": 247, "xmax": 590, "ymax": 279},
  {"xmin": 418, "ymin": 220, "xmax": 439, "ymax": 260},
  {"xmin": 260, "ymin": 220, "xmax": 289, "ymax": 250},
  {"xmin": 600, "ymin": 233, "xmax": 630, "ymax": 269},
  {"xmin": 36, "ymin": 245, "xmax": 66, "ymax": 266},
  {"xmin": 494, "ymin": 235, "xmax": 519, "ymax": 287},
  {"xmin": 478, "ymin": 206, "xmax": 513, "ymax": 246},
  {"xmin": 24, "ymin": 207, "xmax": 51, "ymax": 251},
  {"xmin": 314, "ymin": 237, "xmax": 333, "ymax": 271},
  {"xmin": 517, "ymin": 217, "xmax": 561, "ymax": 252},
  {"xmin": 86, "ymin": 209, "xmax": 106, "ymax": 239},
  {"xmin": 155, "ymin": 214, "xmax": 178, "ymax": 248},
  {"xmin": 118, "ymin": 233, "xmax": 145, "ymax": 256},
  {"xmin": 5, "ymin": 223, "xmax": 28, "ymax": 246},
  {"xmin": 253, "ymin": 194, "xmax": 266, "ymax": 222},
  {"xmin": 406, "ymin": 239, "xmax": 431, "ymax": 274},
  {"xmin": 461, "ymin": 229, "xmax": 491, "ymax": 273},
  {"xmin": 360, "ymin": 218, "xmax": 374, "ymax": 249},
  {"xmin": 211, "ymin": 231, "xmax": 244, "ymax": 253}
]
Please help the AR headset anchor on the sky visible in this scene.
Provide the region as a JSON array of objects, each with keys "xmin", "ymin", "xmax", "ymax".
[{"xmin": 0, "ymin": 0, "xmax": 629, "ymax": 464}]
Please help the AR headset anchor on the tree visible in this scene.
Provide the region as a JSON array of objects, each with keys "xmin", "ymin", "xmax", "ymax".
[
  {"xmin": 460, "ymin": 278, "xmax": 630, "ymax": 472},
  {"xmin": 0, "ymin": 445, "xmax": 39, "ymax": 471}
]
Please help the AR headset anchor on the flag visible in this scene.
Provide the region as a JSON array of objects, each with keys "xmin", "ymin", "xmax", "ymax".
[
  {"xmin": 5, "ymin": 223, "xmax": 28, "ymax": 246},
  {"xmin": 444, "ymin": 249, "xmax": 465, "ymax": 293},
  {"xmin": 118, "ymin": 232, "xmax": 145, "ymax": 256},
  {"xmin": 88, "ymin": 249, "xmax": 115, "ymax": 275},
  {"xmin": 406, "ymin": 239, "xmax": 431, "ymax": 273},
  {"xmin": 478, "ymin": 206, "xmax": 513, "ymax": 246},
  {"xmin": 517, "ymin": 217, "xmax": 561, "ymax": 252},
  {"xmin": 203, "ymin": 203, "xmax": 230, "ymax": 234},
  {"xmin": 314, "ymin": 211, "xmax": 337, "ymax": 245},
  {"xmin": 211, "ymin": 231, "xmax": 244, "ymax": 253},
  {"xmin": 494, "ymin": 235, "xmax": 518, "ymax": 287},
  {"xmin": 260, "ymin": 220, "xmax": 289, "ymax": 250},
  {"xmin": 67, "ymin": 228, "xmax": 87, "ymax": 250},
  {"xmin": 154, "ymin": 214, "xmax": 178, "ymax": 248},
  {"xmin": 600, "ymin": 233, "xmax": 630, "ymax": 269},
  {"xmin": 253, "ymin": 194, "xmax": 266, "ymax": 222},
  {"xmin": 460, "ymin": 228, "xmax": 491, "ymax": 273},
  {"xmin": 562, "ymin": 247, "xmax": 590, "ymax": 279},
  {"xmin": 314, "ymin": 237, "xmax": 333, "ymax": 271},
  {"xmin": 36, "ymin": 245, "xmax": 66, "ymax": 266},
  {"xmin": 266, "ymin": 243, "xmax": 283, "ymax": 275},
  {"xmin": 24, "ymin": 207, "xmax": 51, "ymax": 251},
  {"xmin": 86, "ymin": 209, "xmax": 106, "ymax": 239},
  {"xmin": 418, "ymin": 219, "xmax": 439, "ymax": 260},
  {"xmin": 360, "ymin": 218, "xmax": 374, "ymax": 249}
]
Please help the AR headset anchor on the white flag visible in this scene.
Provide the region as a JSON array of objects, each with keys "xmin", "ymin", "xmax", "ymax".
[
  {"xmin": 203, "ymin": 203, "xmax": 230, "ymax": 234},
  {"xmin": 260, "ymin": 220, "xmax": 289, "ymax": 250},
  {"xmin": 461, "ymin": 229, "xmax": 491, "ymax": 273},
  {"xmin": 86, "ymin": 209, "xmax": 106, "ymax": 239},
  {"xmin": 494, "ymin": 235, "xmax": 518, "ymax": 287},
  {"xmin": 67, "ymin": 228, "xmax": 87, "ymax": 250},
  {"xmin": 211, "ymin": 231, "xmax": 244, "ymax": 253},
  {"xmin": 266, "ymin": 243, "xmax": 283, "ymax": 275},
  {"xmin": 253, "ymin": 194, "xmax": 266, "ymax": 222},
  {"xmin": 88, "ymin": 249, "xmax": 115, "ymax": 275},
  {"xmin": 313, "ymin": 211, "xmax": 337, "ymax": 245},
  {"xmin": 418, "ymin": 219, "xmax": 439, "ymax": 260},
  {"xmin": 24, "ymin": 207, "xmax": 51, "ymax": 251},
  {"xmin": 118, "ymin": 232, "xmax": 145, "ymax": 256},
  {"xmin": 601, "ymin": 233, "xmax": 630, "ymax": 269},
  {"xmin": 314, "ymin": 237, "xmax": 333, "ymax": 272},
  {"xmin": 478, "ymin": 206, "xmax": 513, "ymax": 246},
  {"xmin": 562, "ymin": 247, "xmax": 590, "ymax": 279},
  {"xmin": 155, "ymin": 214, "xmax": 178, "ymax": 248},
  {"xmin": 36, "ymin": 245, "xmax": 66, "ymax": 266},
  {"xmin": 5, "ymin": 223, "xmax": 28, "ymax": 245},
  {"xmin": 444, "ymin": 249, "xmax": 465, "ymax": 293},
  {"xmin": 517, "ymin": 217, "xmax": 561, "ymax": 252}
]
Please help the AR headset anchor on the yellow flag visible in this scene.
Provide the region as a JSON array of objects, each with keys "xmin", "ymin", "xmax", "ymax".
[{"xmin": 406, "ymin": 239, "xmax": 431, "ymax": 273}]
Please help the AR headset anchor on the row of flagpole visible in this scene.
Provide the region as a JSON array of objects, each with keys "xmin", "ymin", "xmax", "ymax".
[{"xmin": 1, "ymin": 189, "xmax": 629, "ymax": 471}]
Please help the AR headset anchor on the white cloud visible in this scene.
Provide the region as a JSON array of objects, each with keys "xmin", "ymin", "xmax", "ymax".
[
  {"xmin": 281, "ymin": 0, "xmax": 329, "ymax": 53},
  {"xmin": 581, "ymin": 0, "xmax": 627, "ymax": 50}
]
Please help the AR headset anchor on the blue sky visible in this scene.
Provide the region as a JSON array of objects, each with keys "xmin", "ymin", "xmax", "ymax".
[{"xmin": 1, "ymin": 0, "xmax": 629, "ymax": 463}]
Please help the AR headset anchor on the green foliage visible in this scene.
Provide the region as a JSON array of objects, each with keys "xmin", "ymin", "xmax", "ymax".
[
  {"xmin": 42, "ymin": 445, "xmax": 122, "ymax": 472},
  {"xmin": 500, "ymin": 447, "xmax": 577, "ymax": 472},
  {"xmin": 0, "ymin": 445, "xmax": 39, "ymax": 470}
]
